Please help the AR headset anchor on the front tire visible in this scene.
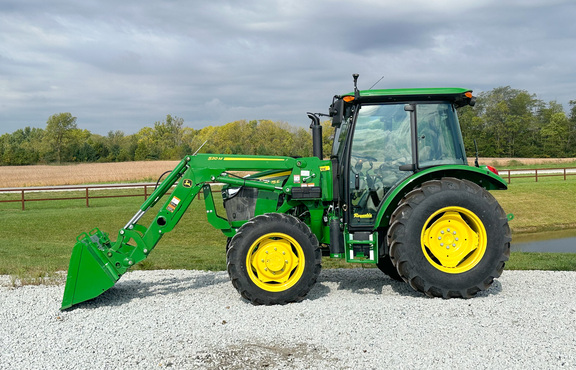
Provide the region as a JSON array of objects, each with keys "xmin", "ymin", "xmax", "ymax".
[
  {"xmin": 227, "ymin": 213, "xmax": 322, "ymax": 305},
  {"xmin": 388, "ymin": 178, "xmax": 511, "ymax": 298}
]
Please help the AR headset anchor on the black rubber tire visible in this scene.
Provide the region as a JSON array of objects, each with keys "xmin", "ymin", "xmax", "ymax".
[
  {"xmin": 388, "ymin": 178, "xmax": 511, "ymax": 298},
  {"xmin": 227, "ymin": 213, "xmax": 322, "ymax": 305},
  {"xmin": 376, "ymin": 254, "xmax": 403, "ymax": 281}
]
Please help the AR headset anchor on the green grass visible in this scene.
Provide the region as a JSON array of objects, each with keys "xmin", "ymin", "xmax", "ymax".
[
  {"xmin": 0, "ymin": 191, "xmax": 227, "ymax": 277},
  {"xmin": 1, "ymin": 176, "xmax": 575, "ymax": 282},
  {"xmin": 491, "ymin": 176, "xmax": 576, "ymax": 233},
  {"xmin": 506, "ymin": 252, "xmax": 576, "ymax": 271}
]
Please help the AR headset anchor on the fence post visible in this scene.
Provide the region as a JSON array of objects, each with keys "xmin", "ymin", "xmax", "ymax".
[
  {"xmin": 21, "ymin": 190, "xmax": 25, "ymax": 211},
  {"xmin": 507, "ymin": 170, "xmax": 511, "ymax": 184},
  {"xmin": 564, "ymin": 168, "xmax": 567, "ymax": 181},
  {"xmin": 144, "ymin": 185, "xmax": 148, "ymax": 200},
  {"xmin": 86, "ymin": 187, "xmax": 89, "ymax": 207},
  {"xmin": 535, "ymin": 169, "xmax": 538, "ymax": 182}
]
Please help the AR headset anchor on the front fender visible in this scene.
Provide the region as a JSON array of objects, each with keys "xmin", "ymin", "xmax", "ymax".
[{"xmin": 375, "ymin": 165, "xmax": 507, "ymax": 228}]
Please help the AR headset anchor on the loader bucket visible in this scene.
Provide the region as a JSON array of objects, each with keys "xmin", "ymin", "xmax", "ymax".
[{"xmin": 61, "ymin": 229, "xmax": 122, "ymax": 310}]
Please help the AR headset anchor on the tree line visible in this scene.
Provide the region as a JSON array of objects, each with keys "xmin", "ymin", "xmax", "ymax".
[
  {"xmin": 0, "ymin": 113, "xmax": 334, "ymax": 165},
  {"xmin": 1, "ymin": 86, "xmax": 575, "ymax": 166},
  {"xmin": 458, "ymin": 86, "xmax": 576, "ymax": 158}
]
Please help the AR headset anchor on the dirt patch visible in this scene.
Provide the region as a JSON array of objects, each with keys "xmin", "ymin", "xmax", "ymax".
[{"xmin": 190, "ymin": 343, "xmax": 338, "ymax": 369}]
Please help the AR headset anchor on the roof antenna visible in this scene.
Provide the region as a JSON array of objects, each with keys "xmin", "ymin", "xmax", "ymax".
[
  {"xmin": 369, "ymin": 75, "xmax": 385, "ymax": 90},
  {"xmin": 353, "ymin": 73, "xmax": 360, "ymax": 99}
]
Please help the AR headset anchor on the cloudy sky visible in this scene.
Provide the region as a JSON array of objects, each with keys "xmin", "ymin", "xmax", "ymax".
[{"xmin": 1, "ymin": 0, "xmax": 575, "ymax": 136}]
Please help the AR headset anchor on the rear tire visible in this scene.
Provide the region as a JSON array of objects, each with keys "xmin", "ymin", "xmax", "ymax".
[
  {"xmin": 376, "ymin": 254, "xmax": 403, "ymax": 281},
  {"xmin": 227, "ymin": 213, "xmax": 322, "ymax": 305},
  {"xmin": 388, "ymin": 178, "xmax": 511, "ymax": 298}
]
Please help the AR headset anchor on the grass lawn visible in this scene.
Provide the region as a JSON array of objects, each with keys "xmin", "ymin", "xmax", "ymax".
[
  {"xmin": 0, "ymin": 191, "xmax": 227, "ymax": 277},
  {"xmin": 491, "ymin": 176, "xmax": 576, "ymax": 233}
]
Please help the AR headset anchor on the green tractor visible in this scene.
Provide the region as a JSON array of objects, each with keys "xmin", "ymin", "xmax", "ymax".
[{"xmin": 61, "ymin": 75, "xmax": 511, "ymax": 309}]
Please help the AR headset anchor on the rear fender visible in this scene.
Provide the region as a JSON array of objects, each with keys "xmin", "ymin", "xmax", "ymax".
[{"xmin": 375, "ymin": 165, "xmax": 507, "ymax": 229}]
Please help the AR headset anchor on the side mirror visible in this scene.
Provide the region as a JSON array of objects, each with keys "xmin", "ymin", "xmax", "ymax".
[{"xmin": 330, "ymin": 98, "xmax": 344, "ymax": 128}]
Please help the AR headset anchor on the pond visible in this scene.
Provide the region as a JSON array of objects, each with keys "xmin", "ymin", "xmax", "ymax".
[{"xmin": 511, "ymin": 229, "xmax": 576, "ymax": 253}]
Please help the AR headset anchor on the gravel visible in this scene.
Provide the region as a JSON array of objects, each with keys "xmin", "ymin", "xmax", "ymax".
[{"xmin": 1, "ymin": 269, "xmax": 575, "ymax": 369}]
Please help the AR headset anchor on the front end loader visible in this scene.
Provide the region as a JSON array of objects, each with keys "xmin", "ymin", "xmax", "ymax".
[{"xmin": 61, "ymin": 75, "xmax": 511, "ymax": 309}]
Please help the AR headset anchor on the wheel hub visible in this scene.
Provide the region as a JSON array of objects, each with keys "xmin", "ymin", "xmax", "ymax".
[
  {"xmin": 421, "ymin": 207, "xmax": 487, "ymax": 273},
  {"xmin": 248, "ymin": 234, "xmax": 303, "ymax": 290}
]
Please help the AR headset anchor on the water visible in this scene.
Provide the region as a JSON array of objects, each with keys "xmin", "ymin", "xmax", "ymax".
[{"xmin": 511, "ymin": 229, "xmax": 576, "ymax": 253}]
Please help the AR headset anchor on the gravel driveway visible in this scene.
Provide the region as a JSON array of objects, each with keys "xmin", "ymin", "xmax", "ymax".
[{"xmin": 1, "ymin": 269, "xmax": 575, "ymax": 369}]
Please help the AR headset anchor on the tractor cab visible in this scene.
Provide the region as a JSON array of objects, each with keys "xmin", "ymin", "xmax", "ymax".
[{"xmin": 330, "ymin": 86, "xmax": 476, "ymax": 229}]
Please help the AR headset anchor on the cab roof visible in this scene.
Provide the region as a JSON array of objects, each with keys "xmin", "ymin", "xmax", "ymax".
[{"xmin": 341, "ymin": 87, "xmax": 473, "ymax": 105}]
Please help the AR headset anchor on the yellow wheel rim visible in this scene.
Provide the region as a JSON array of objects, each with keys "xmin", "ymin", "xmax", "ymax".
[
  {"xmin": 421, "ymin": 206, "xmax": 487, "ymax": 274},
  {"xmin": 246, "ymin": 232, "xmax": 305, "ymax": 292}
]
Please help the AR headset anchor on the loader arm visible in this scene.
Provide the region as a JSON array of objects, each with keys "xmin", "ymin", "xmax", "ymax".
[{"xmin": 61, "ymin": 153, "xmax": 331, "ymax": 310}]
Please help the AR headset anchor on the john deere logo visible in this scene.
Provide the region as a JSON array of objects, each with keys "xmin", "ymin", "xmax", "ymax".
[{"xmin": 183, "ymin": 179, "xmax": 192, "ymax": 188}]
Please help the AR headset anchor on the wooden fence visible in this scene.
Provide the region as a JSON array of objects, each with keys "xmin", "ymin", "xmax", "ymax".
[
  {"xmin": 0, "ymin": 183, "xmax": 168, "ymax": 211},
  {"xmin": 1, "ymin": 166, "xmax": 575, "ymax": 210},
  {"xmin": 498, "ymin": 167, "xmax": 576, "ymax": 183}
]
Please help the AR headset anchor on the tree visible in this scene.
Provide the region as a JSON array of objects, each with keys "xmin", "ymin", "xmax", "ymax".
[
  {"xmin": 154, "ymin": 115, "xmax": 185, "ymax": 159},
  {"xmin": 45, "ymin": 113, "xmax": 77, "ymax": 163},
  {"xmin": 321, "ymin": 120, "xmax": 335, "ymax": 158},
  {"xmin": 541, "ymin": 112, "xmax": 571, "ymax": 157},
  {"xmin": 464, "ymin": 87, "xmax": 542, "ymax": 157},
  {"xmin": 568, "ymin": 100, "xmax": 576, "ymax": 156}
]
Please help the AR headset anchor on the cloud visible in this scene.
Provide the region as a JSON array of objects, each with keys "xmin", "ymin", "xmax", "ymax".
[{"xmin": 1, "ymin": 0, "xmax": 575, "ymax": 136}]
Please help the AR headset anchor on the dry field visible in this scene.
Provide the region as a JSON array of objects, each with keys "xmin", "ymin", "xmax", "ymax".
[
  {"xmin": 0, "ymin": 161, "xmax": 179, "ymax": 188},
  {"xmin": 467, "ymin": 157, "xmax": 576, "ymax": 167},
  {"xmin": 1, "ymin": 158, "xmax": 575, "ymax": 188}
]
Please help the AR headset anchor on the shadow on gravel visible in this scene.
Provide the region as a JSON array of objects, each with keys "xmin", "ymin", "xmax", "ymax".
[
  {"xmin": 310, "ymin": 269, "xmax": 421, "ymax": 300},
  {"xmin": 310, "ymin": 268, "xmax": 504, "ymax": 300},
  {"xmin": 66, "ymin": 269, "xmax": 504, "ymax": 310},
  {"xmin": 67, "ymin": 273, "xmax": 229, "ymax": 310}
]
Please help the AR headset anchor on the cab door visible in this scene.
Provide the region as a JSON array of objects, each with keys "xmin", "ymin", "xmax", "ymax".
[{"xmin": 346, "ymin": 103, "xmax": 412, "ymax": 228}]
